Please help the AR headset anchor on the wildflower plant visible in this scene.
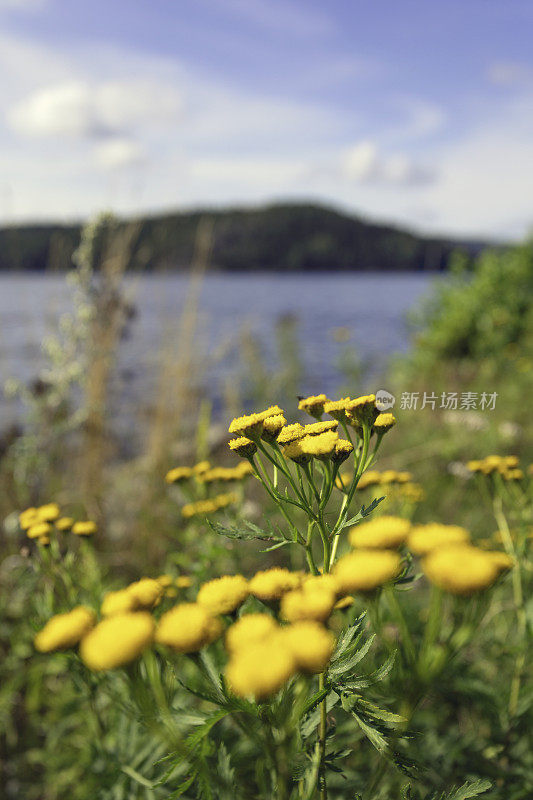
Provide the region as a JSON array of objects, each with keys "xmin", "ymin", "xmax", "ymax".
[{"xmin": 26, "ymin": 398, "xmax": 527, "ymax": 799}]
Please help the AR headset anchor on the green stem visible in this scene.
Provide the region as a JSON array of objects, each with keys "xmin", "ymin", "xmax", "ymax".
[
  {"xmin": 386, "ymin": 585, "xmax": 417, "ymax": 666},
  {"xmin": 421, "ymin": 585, "xmax": 443, "ymax": 663},
  {"xmin": 318, "ymin": 671, "xmax": 328, "ymax": 800},
  {"xmin": 493, "ymin": 494, "xmax": 526, "ymax": 717}
]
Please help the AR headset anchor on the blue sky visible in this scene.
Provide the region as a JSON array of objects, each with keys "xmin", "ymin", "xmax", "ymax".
[{"xmin": 1, "ymin": 0, "xmax": 532, "ymax": 238}]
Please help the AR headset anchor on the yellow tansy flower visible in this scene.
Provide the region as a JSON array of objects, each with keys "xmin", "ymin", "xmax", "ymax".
[
  {"xmin": 356, "ymin": 471, "xmax": 383, "ymax": 489},
  {"xmin": 334, "ymin": 595, "xmax": 354, "ymax": 610},
  {"xmin": 298, "ymin": 394, "xmax": 328, "ymax": 419},
  {"xmin": 282, "ymin": 439, "xmax": 311, "ymax": 465},
  {"xmin": 323, "ymin": 397, "xmax": 352, "ymax": 421},
  {"xmin": 299, "ymin": 431, "xmax": 339, "ymax": 459},
  {"xmin": 281, "ymin": 586, "xmax": 336, "ymax": 623},
  {"xmin": 229, "ymin": 437, "xmax": 257, "ymax": 458},
  {"xmin": 19, "ymin": 507, "xmax": 38, "ymax": 529},
  {"xmin": 346, "ymin": 394, "xmax": 378, "ymax": 427},
  {"xmin": 127, "ymin": 578, "xmax": 163, "ymax": 609},
  {"xmin": 228, "ymin": 412, "xmax": 265, "ymax": 438},
  {"xmin": 262, "ymin": 414, "xmax": 287, "ymax": 442},
  {"xmin": 36, "ymin": 503, "xmax": 61, "ymax": 522},
  {"xmin": 302, "ymin": 420, "xmax": 338, "ymax": 436},
  {"xmin": 197, "ymin": 575, "xmax": 249, "ymax": 615},
  {"xmin": 101, "ymin": 589, "xmax": 137, "ymax": 617},
  {"xmin": 373, "ymin": 413, "xmax": 396, "ymax": 434},
  {"xmin": 282, "ymin": 622, "xmax": 335, "ymax": 673},
  {"xmin": 395, "ymin": 471, "xmax": 413, "ymax": 484},
  {"xmin": 72, "ymin": 520, "xmax": 97, "ymax": 536},
  {"xmin": 423, "ymin": 545, "xmax": 501, "ymax": 595},
  {"xmin": 249, "ymin": 568, "xmax": 302, "ymax": 602},
  {"xmin": 27, "ymin": 522, "xmax": 52, "ymax": 539},
  {"xmin": 56, "ymin": 516, "xmax": 74, "ymax": 532},
  {"xmin": 35, "ymin": 606, "xmax": 96, "ymax": 652},
  {"xmin": 277, "ymin": 423, "xmax": 305, "ymax": 444},
  {"xmin": 333, "ymin": 549, "xmax": 401, "ymax": 593},
  {"xmin": 225, "ymin": 639, "xmax": 296, "ymax": 700},
  {"xmin": 155, "ymin": 603, "xmax": 219, "ymax": 652},
  {"xmin": 225, "ymin": 613, "xmax": 279, "ymax": 654},
  {"xmin": 165, "ymin": 466, "xmax": 193, "ymax": 484},
  {"xmin": 260, "ymin": 405, "xmax": 284, "ymax": 418},
  {"xmin": 408, "ymin": 523, "xmax": 470, "ymax": 555},
  {"xmin": 192, "ymin": 461, "xmax": 211, "ymax": 475},
  {"xmin": 485, "ymin": 550, "xmax": 514, "ymax": 571},
  {"xmin": 349, "ymin": 516, "xmax": 411, "ymax": 550},
  {"xmin": 176, "ymin": 576, "xmax": 193, "ymax": 589},
  {"xmin": 332, "ymin": 438, "xmax": 354, "ymax": 463},
  {"xmin": 80, "ymin": 613, "xmax": 155, "ymax": 671}
]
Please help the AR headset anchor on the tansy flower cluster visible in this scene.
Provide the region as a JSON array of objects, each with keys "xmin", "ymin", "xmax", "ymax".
[
  {"xmin": 19, "ymin": 503, "xmax": 96, "ymax": 546},
  {"xmin": 226, "ymin": 396, "xmax": 394, "ymax": 467},
  {"xmin": 181, "ymin": 492, "xmax": 237, "ymax": 519},
  {"xmin": 165, "ymin": 460, "xmax": 252, "ymax": 485},
  {"xmin": 467, "ymin": 455, "xmax": 524, "ymax": 481},
  {"xmin": 405, "ymin": 522, "xmax": 512, "ymax": 594},
  {"xmin": 337, "ymin": 468, "xmax": 413, "ymax": 490}
]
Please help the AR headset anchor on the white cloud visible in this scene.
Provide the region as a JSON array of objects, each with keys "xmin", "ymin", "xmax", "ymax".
[
  {"xmin": 415, "ymin": 94, "xmax": 533, "ymax": 238},
  {"xmin": 93, "ymin": 138, "xmax": 146, "ymax": 169},
  {"xmin": 343, "ymin": 141, "xmax": 435, "ymax": 186},
  {"xmin": 8, "ymin": 79, "xmax": 183, "ymax": 139}
]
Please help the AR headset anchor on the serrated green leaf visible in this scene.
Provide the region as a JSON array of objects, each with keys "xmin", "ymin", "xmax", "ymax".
[
  {"xmin": 350, "ymin": 709, "xmax": 390, "ymax": 753},
  {"xmin": 329, "ymin": 634, "xmax": 376, "ymax": 677},
  {"xmin": 207, "ymin": 518, "xmax": 276, "ymax": 542},
  {"xmin": 445, "ymin": 780, "xmax": 492, "ymax": 800},
  {"xmin": 185, "ymin": 709, "xmax": 230, "ymax": 751},
  {"xmin": 341, "ymin": 496, "xmax": 386, "ymax": 529}
]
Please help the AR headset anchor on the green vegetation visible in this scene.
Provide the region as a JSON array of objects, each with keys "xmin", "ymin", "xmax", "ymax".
[
  {"xmin": 0, "ymin": 203, "xmax": 486, "ymax": 273},
  {"xmin": 0, "ymin": 218, "xmax": 531, "ymax": 799}
]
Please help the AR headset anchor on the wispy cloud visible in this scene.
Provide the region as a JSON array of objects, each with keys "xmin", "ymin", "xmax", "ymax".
[
  {"xmin": 342, "ymin": 141, "xmax": 436, "ymax": 187},
  {"xmin": 8, "ymin": 79, "xmax": 183, "ymax": 139}
]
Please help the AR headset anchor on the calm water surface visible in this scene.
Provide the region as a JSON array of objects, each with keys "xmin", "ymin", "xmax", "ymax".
[{"xmin": 0, "ymin": 272, "xmax": 435, "ymax": 427}]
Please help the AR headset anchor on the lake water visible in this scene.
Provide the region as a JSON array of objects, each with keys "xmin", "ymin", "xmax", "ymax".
[{"xmin": 0, "ymin": 272, "xmax": 436, "ymax": 431}]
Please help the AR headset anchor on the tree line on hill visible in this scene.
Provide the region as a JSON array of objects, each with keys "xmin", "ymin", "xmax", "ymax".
[{"xmin": 0, "ymin": 203, "xmax": 488, "ymax": 273}]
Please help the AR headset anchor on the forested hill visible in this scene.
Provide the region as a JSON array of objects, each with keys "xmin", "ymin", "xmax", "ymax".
[{"xmin": 0, "ymin": 203, "xmax": 487, "ymax": 272}]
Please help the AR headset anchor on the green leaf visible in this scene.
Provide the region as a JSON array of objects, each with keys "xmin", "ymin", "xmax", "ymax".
[
  {"xmin": 356, "ymin": 698, "xmax": 406, "ymax": 725},
  {"xmin": 120, "ymin": 765, "xmax": 154, "ymax": 788},
  {"xmin": 301, "ymin": 692, "xmax": 339, "ymax": 738},
  {"xmin": 207, "ymin": 518, "xmax": 277, "ymax": 542},
  {"xmin": 185, "ymin": 709, "xmax": 230, "ymax": 751},
  {"xmin": 332, "ymin": 613, "xmax": 366, "ymax": 659},
  {"xmin": 445, "ymin": 780, "xmax": 492, "ymax": 800},
  {"xmin": 350, "ymin": 709, "xmax": 390, "ymax": 754},
  {"xmin": 341, "ymin": 496, "xmax": 386, "ymax": 529},
  {"xmin": 167, "ymin": 773, "xmax": 196, "ymax": 798},
  {"xmin": 301, "ymin": 686, "xmax": 329, "ymax": 717},
  {"xmin": 299, "ymin": 744, "xmax": 321, "ymax": 800},
  {"xmin": 329, "ymin": 634, "xmax": 376, "ymax": 677},
  {"xmin": 260, "ymin": 539, "xmax": 295, "ymax": 553}
]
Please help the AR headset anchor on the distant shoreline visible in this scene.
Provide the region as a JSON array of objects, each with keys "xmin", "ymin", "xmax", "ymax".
[{"xmin": 0, "ymin": 201, "xmax": 493, "ymax": 273}]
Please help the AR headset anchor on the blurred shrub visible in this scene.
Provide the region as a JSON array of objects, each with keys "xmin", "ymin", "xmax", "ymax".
[{"xmin": 407, "ymin": 240, "xmax": 533, "ymax": 366}]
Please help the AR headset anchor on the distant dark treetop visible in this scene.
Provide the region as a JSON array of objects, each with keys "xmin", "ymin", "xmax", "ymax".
[{"xmin": 0, "ymin": 202, "xmax": 487, "ymax": 273}]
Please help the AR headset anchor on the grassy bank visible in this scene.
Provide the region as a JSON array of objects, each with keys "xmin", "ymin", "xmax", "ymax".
[{"xmin": 1, "ymin": 221, "xmax": 531, "ymax": 799}]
